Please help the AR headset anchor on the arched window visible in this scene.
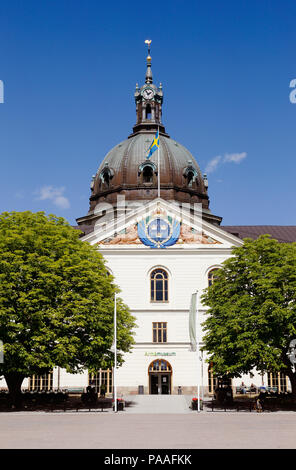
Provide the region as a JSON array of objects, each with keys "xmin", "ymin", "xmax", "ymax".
[
  {"xmin": 187, "ymin": 170, "xmax": 195, "ymax": 187},
  {"xmin": 148, "ymin": 359, "xmax": 172, "ymax": 372},
  {"xmin": 183, "ymin": 164, "xmax": 198, "ymax": 188},
  {"xmin": 99, "ymin": 164, "xmax": 114, "ymax": 189},
  {"xmin": 143, "ymin": 165, "xmax": 154, "ymax": 183},
  {"xmin": 138, "ymin": 161, "xmax": 156, "ymax": 185},
  {"xmin": 208, "ymin": 268, "xmax": 219, "ymax": 287},
  {"xmin": 146, "ymin": 104, "xmax": 152, "ymax": 120},
  {"xmin": 150, "ymin": 268, "xmax": 168, "ymax": 302}
]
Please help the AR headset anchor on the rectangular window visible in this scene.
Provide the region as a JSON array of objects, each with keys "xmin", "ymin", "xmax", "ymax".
[
  {"xmin": 267, "ymin": 372, "xmax": 289, "ymax": 393},
  {"xmin": 88, "ymin": 369, "xmax": 113, "ymax": 395},
  {"xmin": 152, "ymin": 322, "xmax": 167, "ymax": 343},
  {"xmin": 208, "ymin": 364, "xmax": 218, "ymax": 394},
  {"xmin": 29, "ymin": 372, "xmax": 53, "ymax": 391}
]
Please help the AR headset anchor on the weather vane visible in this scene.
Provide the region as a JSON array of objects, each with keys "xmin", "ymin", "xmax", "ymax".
[{"xmin": 145, "ymin": 39, "xmax": 152, "ymax": 56}]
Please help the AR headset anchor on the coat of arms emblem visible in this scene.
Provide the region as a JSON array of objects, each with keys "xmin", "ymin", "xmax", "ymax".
[{"xmin": 138, "ymin": 216, "xmax": 180, "ymax": 248}]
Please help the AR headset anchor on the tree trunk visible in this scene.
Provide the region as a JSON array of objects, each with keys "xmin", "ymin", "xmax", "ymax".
[
  {"xmin": 288, "ymin": 372, "xmax": 296, "ymax": 398},
  {"xmin": 280, "ymin": 353, "xmax": 296, "ymax": 399},
  {"xmin": 4, "ymin": 373, "xmax": 24, "ymax": 408}
]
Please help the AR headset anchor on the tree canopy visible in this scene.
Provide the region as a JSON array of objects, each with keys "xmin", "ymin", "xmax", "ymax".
[
  {"xmin": 201, "ymin": 235, "xmax": 296, "ymax": 394},
  {"xmin": 0, "ymin": 211, "xmax": 136, "ymax": 398}
]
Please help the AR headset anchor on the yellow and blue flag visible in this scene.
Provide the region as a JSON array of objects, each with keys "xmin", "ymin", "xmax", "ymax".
[{"xmin": 146, "ymin": 130, "xmax": 159, "ymax": 159}]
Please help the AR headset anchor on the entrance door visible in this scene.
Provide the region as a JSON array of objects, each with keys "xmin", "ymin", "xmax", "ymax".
[
  {"xmin": 149, "ymin": 373, "xmax": 170, "ymax": 394},
  {"xmin": 161, "ymin": 374, "xmax": 170, "ymax": 394},
  {"xmin": 148, "ymin": 360, "xmax": 172, "ymax": 395},
  {"xmin": 150, "ymin": 374, "xmax": 159, "ymax": 394}
]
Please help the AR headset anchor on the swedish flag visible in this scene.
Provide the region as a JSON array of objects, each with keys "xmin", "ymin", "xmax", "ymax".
[{"xmin": 146, "ymin": 130, "xmax": 159, "ymax": 159}]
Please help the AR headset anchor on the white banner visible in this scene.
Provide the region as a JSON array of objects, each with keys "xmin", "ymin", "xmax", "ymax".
[{"xmin": 189, "ymin": 292, "xmax": 197, "ymax": 351}]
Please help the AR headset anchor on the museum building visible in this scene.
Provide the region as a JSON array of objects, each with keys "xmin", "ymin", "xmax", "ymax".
[{"xmin": 4, "ymin": 46, "xmax": 295, "ymax": 396}]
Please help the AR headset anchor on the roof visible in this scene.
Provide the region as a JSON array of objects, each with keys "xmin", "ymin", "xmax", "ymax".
[
  {"xmin": 74, "ymin": 224, "xmax": 296, "ymax": 244},
  {"xmin": 79, "ymin": 132, "xmax": 219, "ymax": 223},
  {"xmin": 73, "ymin": 225, "xmax": 94, "ymax": 236},
  {"xmin": 92, "ymin": 133, "xmax": 205, "ymax": 190},
  {"xmin": 222, "ymin": 226, "xmax": 296, "ymax": 243}
]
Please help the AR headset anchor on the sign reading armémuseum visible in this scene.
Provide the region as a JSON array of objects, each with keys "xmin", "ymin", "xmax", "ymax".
[{"xmin": 145, "ymin": 352, "xmax": 176, "ymax": 357}]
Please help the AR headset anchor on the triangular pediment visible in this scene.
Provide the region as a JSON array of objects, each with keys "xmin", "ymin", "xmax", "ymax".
[
  {"xmin": 81, "ymin": 199, "xmax": 243, "ymax": 249},
  {"xmin": 99, "ymin": 224, "xmax": 141, "ymax": 246}
]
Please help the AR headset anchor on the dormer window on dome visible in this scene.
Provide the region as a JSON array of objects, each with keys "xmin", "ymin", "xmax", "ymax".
[
  {"xmin": 138, "ymin": 161, "xmax": 157, "ymax": 184},
  {"xmin": 99, "ymin": 163, "xmax": 114, "ymax": 189},
  {"xmin": 183, "ymin": 163, "xmax": 198, "ymax": 188}
]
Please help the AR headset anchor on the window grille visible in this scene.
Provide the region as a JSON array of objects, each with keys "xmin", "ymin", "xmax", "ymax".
[
  {"xmin": 152, "ymin": 322, "xmax": 167, "ymax": 343},
  {"xmin": 148, "ymin": 360, "xmax": 172, "ymax": 372},
  {"xmin": 29, "ymin": 372, "xmax": 53, "ymax": 391},
  {"xmin": 208, "ymin": 364, "xmax": 218, "ymax": 394},
  {"xmin": 267, "ymin": 372, "xmax": 289, "ymax": 393},
  {"xmin": 88, "ymin": 369, "xmax": 113, "ymax": 395},
  {"xmin": 151, "ymin": 268, "xmax": 168, "ymax": 302},
  {"xmin": 208, "ymin": 268, "xmax": 219, "ymax": 287}
]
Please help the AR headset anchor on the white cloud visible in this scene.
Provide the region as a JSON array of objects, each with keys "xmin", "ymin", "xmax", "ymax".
[
  {"xmin": 205, "ymin": 156, "xmax": 222, "ymax": 174},
  {"xmin": 205, "ymin": 152, "xmax": 247, "ymax": 174},
  {"xmin": 35, "ymin": 186, "xmax": 70, "ymax": 209},
  {"xmin": 223, "ymin": 152, "xmax": 247, "ymax": 164}
]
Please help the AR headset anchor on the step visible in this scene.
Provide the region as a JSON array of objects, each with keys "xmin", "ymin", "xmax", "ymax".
[{"xmin": 122, "ymin": 395, "xmax": 192, "ymax": 414}]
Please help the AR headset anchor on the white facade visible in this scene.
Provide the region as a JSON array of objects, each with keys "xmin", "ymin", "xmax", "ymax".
[
  {"xmin": 0, "ymin": 199, "xmax": 274, "ymax": 395},
  {"xmin": 76, "ymin": 199, "xmax": 265, "ymax": 395}
]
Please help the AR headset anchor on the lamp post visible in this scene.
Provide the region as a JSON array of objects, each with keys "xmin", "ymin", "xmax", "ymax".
[
  {"xmin": 201, "ymin": 350, "xmax": 204, "ymax": 404},
  {"xmin": 189, "ymin": 290, "xmax": 201, "ymax": 412}
]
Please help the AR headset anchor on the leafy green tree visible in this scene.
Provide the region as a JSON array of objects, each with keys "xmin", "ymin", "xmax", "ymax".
[
  {"xmin": 201, "ymin": 235, "xmax": 296, "ymax": 396},
  {"xmin": 0, "ymin": 211, "xmax": 136, "ymax": 404}
]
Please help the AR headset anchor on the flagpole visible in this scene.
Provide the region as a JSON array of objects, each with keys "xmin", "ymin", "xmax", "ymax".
[
  {"xmin": 114, "ymin": 293, "xmax": 117, "ymax": 413},
  {"xmin": 157, "ymin": 126, "xmax": 160, "ymax": 198},
  {"xmin": 201, "ymin": 350, "xmax": 204, "ymax": 403},
  {"xmin": 196, "ymin": 290, "xmax": 201, "ymax": 412}
]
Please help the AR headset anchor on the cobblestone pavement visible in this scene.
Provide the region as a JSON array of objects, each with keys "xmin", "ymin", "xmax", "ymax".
[{"xmin": 1, "ymin": 411, "xmax": 296, "ymax": 448}]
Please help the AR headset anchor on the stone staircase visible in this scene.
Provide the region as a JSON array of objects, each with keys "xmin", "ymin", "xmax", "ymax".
[{"xmin": 122, "ymin": 394, "xmax": 192, "ymax": 414}]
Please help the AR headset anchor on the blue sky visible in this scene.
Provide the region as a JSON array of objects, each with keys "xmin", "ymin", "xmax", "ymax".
[{"xmin": 0, "ymin": 0, "xmax": 295, "ymax": 226}]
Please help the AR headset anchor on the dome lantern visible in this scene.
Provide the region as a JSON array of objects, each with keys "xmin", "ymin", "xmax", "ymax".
[
  {"xmin": 76, "ymin": 42, "xmax": 222, "ymax": 228},
  {"xmin": 130, "ymin": 40, "xmax": 168, "ymax": 137}
]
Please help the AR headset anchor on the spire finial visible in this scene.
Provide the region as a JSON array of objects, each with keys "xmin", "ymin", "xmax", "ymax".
[
  {"xmin": 145, "ymin": 39, "xmax": 152, "ymax": 56},
  {"xmin": 144, "ymin": 39, "xmax": 153, "ymax": 84}
]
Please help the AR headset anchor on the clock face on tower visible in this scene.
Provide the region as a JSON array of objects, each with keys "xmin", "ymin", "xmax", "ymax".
[{"xmin": 142, "ymin": 88, "xmax": 154, "ymax": 100}]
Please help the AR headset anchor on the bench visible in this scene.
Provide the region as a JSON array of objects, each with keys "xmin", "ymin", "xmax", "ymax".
[
  {"xmin": 65, "ymin": 388, "xmax": 85, "ymax": 394},
  {"xmin": 48, "ymin": 398, "xmax": 113, "ymax": 412},
  {"xmin": 210, "ymin": 399, "xmax": 258, "ymax": 412},
  {"xmin": 75, "ymin": 400, "xmax": 111, "ymax": 412}
]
